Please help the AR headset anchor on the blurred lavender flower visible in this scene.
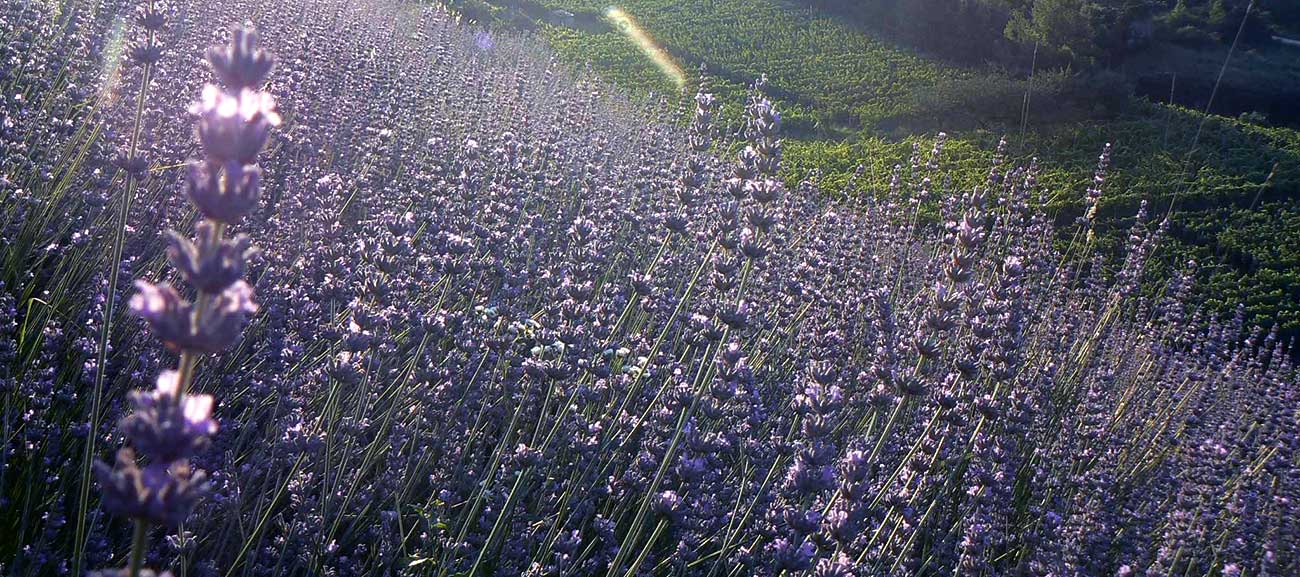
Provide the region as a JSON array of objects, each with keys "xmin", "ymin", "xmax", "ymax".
[
  {"xmin": 118, "ymin": 371, "xmax": 217, "ymax": 463},
  {"xmin": 129, "ymin": 280, "xmax": 257, "ymax": 354},
  {"xmin": 164, "ymin": 222, "xmax": 257, "ymax": 294},
  {"xmin": 94, "ymin": 448, "xmax": 208, "ymax": 527},
  {"xmin": 185, "ymin": 161, "xmax": 263, "ymax": 224},
  {"xmin": 205, "ymin": 25, "xmax": 275, "ymax": 91},
  {"xmin": 192, "ymin": 87, "xmax": 279, "ymax": 166},
  {"xmin": 91, "ymin": 21, "xmax": 278, "ymax": 577}
]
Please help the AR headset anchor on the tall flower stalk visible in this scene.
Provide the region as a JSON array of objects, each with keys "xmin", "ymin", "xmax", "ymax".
[
  {"xmin": 76, "ymin": 4, "xmax": 166, "ymax": 573},
  {"xmin": 92, "ymin": 24, "xmax": 278, "ymax": 577}
]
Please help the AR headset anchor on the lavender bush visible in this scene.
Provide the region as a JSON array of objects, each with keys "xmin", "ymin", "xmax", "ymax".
[{"xmin": 1, "ymin": 0, "xmax": 1296, "ymax": 576}]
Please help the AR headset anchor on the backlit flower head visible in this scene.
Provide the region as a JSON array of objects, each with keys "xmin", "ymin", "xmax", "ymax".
[
  {"xmin": 206, "ymin": 24, "xmax": 275, "ymax": 90},
  {"xmin": 193, "ymin": 85, "xmax": 280, "ymax": 166}
]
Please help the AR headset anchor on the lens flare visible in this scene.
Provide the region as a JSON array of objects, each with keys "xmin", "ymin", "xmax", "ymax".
[
  {"xmin": 98, "ymin": 16, "xmax": 127, "ymax": 104},
  {"xmin": 604, "ymin": 6, "xmax": 685, "ymax": 89}
]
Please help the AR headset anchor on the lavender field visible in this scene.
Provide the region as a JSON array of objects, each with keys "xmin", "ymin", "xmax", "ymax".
[{"xmin": 1, "ymin": 0, "xmax": 1297, "ymax": 576}]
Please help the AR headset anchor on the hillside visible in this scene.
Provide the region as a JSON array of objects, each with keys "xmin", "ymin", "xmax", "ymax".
[{"xmin": 458, "ymin": 0, "xmax": 1300, "ymax": 339}]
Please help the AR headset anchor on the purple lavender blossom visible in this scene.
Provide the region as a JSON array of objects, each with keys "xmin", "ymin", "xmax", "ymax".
[{"xmin": 129, "ymin": 280, "xmax": 257, "ymax": 354}]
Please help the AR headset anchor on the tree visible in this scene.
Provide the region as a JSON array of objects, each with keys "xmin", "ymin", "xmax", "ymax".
[{"xmin": 1005, "ymin": 0, "xmax": 1111, "ymax": 65}]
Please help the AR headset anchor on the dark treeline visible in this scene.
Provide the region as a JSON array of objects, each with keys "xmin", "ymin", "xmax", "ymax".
[{"xmin": 809, "ymin": 0, "xmax": 1284, "ymax": 69}]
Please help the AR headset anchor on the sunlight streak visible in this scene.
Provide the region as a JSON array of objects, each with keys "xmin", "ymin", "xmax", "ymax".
[
  {"xmin": 98, "ymin": 16, "xmax": 127, "ymax": 104},
  {"xmin": 605, "ymin": 6, "xmax": 685, "ymax": 89}
]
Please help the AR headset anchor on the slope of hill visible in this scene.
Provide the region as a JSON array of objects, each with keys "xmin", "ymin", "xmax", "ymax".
[{"xmin": 463, "ymin": 0, "xmax": 1300, "ymax": 337}]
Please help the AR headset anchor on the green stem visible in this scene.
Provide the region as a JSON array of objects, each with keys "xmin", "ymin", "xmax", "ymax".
[
  {"xmin": 622, "ymin": 519, "xmax": 669, "ymax": 577},
  {"xmin": 176, "ymin": 351, "xmax": 200, "ymax": 398},
  {"xmin": 129, "ymin": 520, "xmax": 150, "ymax": 577},
  {"xmin": 75, "ymin": 23, "xmax": 155, "ymax": 576},
  {"xmin": 177, "ymin": 219, "xmax": 225, "ymax": 397}
]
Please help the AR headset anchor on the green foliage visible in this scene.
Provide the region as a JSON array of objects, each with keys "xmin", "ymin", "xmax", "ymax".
[
  {"xmin": 1125, "ymin": 42, "xmax": 1300, "ymax": 125},
  {"xmin": 494, "ymin": 0, "xmax": 959, "ymax": 133},
  {"xmin": 539, "ymin": 24, "xmax": 678, "ymax": 95},
  {"xmin": 870, "ymin": 69, "xmax": 1132, "ymax": 134},
  {"xmin": 1005, "ymin": 0, "xmax": 1116, "ymax": 65},
  {"xmin": 812, "ymin": 0, "xmax": 1154, "ymax": 68},
  {"xmin": 443, "ymin": 0, "xmax": 498, "ymax": 23},
  {"xmin": 1154, "ymin": 0, "xmax": 1275, "ymax": 46},
  {"xmin": 812, "ymin": 0, "xmax": 1278, "ymax": 69},
  {"xmin": 1168, "ymin": 200, "xmax": 1300, "ymax": 335}
]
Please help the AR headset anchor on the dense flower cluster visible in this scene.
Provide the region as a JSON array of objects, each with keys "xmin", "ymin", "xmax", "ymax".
[{"xmin": 0, "ymin": 0, "xmax": 1296, "ymax": 576}]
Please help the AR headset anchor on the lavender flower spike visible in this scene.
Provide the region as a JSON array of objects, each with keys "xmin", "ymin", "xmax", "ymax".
[
  {"xmin": 206, "ymin": 24, "xmax": 275, "ymax": 91},
  {"xmin": 186, "ymin": 160, "xmax": 263, "ymax": 224},
  {"xmin": 165, "ymin": 221, "xmax": 257, "ymax": 293},
  {"xmin": 192, "ymin": 86, "xmax": 280, "ymax": 166},
  {"xmin": 93, "ymin": 21, "xmax": 277, "ymax": 577},
  {"xmin": 93, "ymin": 448, "xmax": 209, "ymax": 528},
  {"xmin": 119, "ymin": 371, "xmax": 218, "ymax": 463},
  {"xmin": 129, "ymin": 280, "xmax": 258, "ymax": 354}
]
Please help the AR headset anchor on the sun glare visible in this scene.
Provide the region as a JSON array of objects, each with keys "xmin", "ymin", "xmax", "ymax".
[
  {"xmin": 605, "ymin": 6, "xmax": 685, "ymax": 89},
  {"xmin": 98, "ymin": 16, "xmax": 127, "ymax": 104}
]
